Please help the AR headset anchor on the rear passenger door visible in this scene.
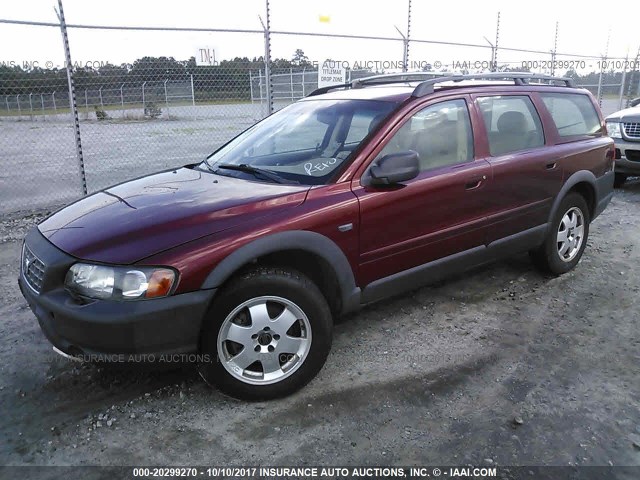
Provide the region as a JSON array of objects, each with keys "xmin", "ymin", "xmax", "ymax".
[{"xmin": 473, "ymin": 94, "xmax": 563, "ymax": 244}]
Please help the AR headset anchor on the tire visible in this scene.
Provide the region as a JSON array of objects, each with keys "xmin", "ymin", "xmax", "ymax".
[
  {"xmin": 614, "ymin": 173, "xmax": 627, "ymax": 188},
  {"xmin": 530, "ymin": 192, "xmax": 590, "ymax": 276},
  {"xmin": 199, "ymin": 267, "xmax": 332, "ymax": 400}
]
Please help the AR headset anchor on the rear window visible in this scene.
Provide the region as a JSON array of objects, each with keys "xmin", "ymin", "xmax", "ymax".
[
  {"xmin": 477, "ymin": 95, "xmax": 545, "ymax": 156},
  {"xmin": 540, "ymin": 93, "xmax": 601, "ymax": 137}
]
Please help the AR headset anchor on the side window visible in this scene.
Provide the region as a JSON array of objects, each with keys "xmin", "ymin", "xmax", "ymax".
[
  {"xmin": 540, "ymin": 93, "xmax": 602, "ymax": 137},
  {"xmin": 477, "ymin": 95, "xmax": 544, "ymax": 156},
  {"xmin": 375, "ymin": 99, "xmax": 474, "ymax": 172}
]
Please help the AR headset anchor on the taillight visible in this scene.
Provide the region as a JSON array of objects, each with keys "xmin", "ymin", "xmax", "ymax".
[{"xmin": 605, "ymin": 145, "xmax": 615, "ymax": 172}]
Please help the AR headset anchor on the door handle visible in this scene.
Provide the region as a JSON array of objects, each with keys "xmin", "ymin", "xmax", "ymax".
[
  {"xmin": 465, "ymin": 175, "xmax": 486, "ymax": 190},
  {"xmin": 545, "ymin": 162, "xmax": 557, "ymax": 170}
]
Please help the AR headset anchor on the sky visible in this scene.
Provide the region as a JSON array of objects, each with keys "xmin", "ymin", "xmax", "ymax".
[{"xmin": 1, "ymin": 0, "xmax": 639, "ymax": 73}]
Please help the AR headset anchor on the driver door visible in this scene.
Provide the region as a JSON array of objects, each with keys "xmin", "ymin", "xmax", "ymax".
[{"xmin": 352, "ymin": 96, "xmax": 493, "ymax": 287}]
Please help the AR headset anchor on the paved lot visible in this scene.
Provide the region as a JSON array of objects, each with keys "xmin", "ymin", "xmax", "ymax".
[
  {"xmin": 0, "ymin": 103, "xmax": 268, "ymax": 214},
  {"xmin": 0, "ymin": 181, "xmax": 639, "ymax": 475}
]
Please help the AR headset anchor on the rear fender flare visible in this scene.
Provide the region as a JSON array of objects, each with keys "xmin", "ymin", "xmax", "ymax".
[{"xmin": 547, "ymin": 170, "xmax": 597, "ymax": 228}]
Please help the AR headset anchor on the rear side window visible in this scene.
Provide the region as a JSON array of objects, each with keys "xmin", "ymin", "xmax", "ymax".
[
  {"xmin": 540, "ymin": 93, "xmax": 601, "ymax": 137},
  {"xmin": 477, "ymin": 96, "xmax": 545, "ymax": 156}
]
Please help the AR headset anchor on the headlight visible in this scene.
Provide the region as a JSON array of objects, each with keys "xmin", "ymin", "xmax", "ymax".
[
  {"xmin": 65, "ymin": 263, "xmax": 176, "ymax": 300},
  {"xmin": 606, "ymin": 121, "xmax": 622, "ymax": 138}
]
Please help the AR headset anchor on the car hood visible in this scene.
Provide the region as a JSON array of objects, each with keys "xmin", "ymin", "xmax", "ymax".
[
  {"xmin": 39, "ymin": 167, "xmax": 310, "ymax": 264},
  {"xmin": 606, "ymin": 106, "xmax": 640, "ymax": 122}
]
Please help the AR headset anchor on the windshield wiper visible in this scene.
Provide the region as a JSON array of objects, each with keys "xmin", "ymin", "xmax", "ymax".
[{"xmin": 215, "ymin": 163, "xmax": 290, "ymax": 184}]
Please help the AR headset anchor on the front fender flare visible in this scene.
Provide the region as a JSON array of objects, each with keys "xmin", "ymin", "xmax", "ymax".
[{"xmin": 201, "ymin": 230, "xmax": 361, "ymax": 314}]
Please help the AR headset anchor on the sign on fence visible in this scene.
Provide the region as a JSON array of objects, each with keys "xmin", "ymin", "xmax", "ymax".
[
  {"xmin": 195, "ymin": 47, "xmax": 219, "ymax": 66},
  {"xmin": 318, "ymin": 61, "xmax": 346, "ymax": 88}
]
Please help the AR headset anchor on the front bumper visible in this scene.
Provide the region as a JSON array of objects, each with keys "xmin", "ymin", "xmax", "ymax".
[
  {"xmin": 613, "ymin": 138, "xmax": 640, "ymax": 175},
  {"xmin": 19, "ymin": 228, "xmax": 215, "ymax": 362}
]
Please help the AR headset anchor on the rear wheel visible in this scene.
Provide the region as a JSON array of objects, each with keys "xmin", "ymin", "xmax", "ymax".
[
  {"xmin": 530, "ymin": 192, "xmax": 590, "ymax": 276},
  {"xmin": 199, "ymin": 267, "xmax": 332, "ymax": 400},
  {"xmin": 614, "ymin": 173, "xmax": 627, "ymax": 188}
]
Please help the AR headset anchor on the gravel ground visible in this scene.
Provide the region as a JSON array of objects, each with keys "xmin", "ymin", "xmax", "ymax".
[{"xmin": 0, "ymin": 180, "xmax": 639, "ymax": 477}]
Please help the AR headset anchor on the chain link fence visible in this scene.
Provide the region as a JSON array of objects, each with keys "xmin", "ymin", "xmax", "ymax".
[{"xmin": 1, "ymin": 6, "xmax": 639, "ymax": 216}]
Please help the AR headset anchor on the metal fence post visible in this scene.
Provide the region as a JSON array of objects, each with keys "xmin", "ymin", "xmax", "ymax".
[
  {"xmin": 120, "ymin": 83, "xmax": 125, "ymax": 117},
  {"xmin": 55, "ymin": 0, "xmax": 87, "ymax": 195},
  {"xmin": 290, "ymin": 68, "xmax": 294, "ymax": 101},
  {"xmin": 259, "ymin": 0, "xmax": 273, "ymax": 117},
  {"xmin": 395, "ymin": 27, "xmax": 408, "ymax": 73},
  {"xmin": 5, "ymin": 95, "xmax": 9, "ymax": 113},
  {"xmin": 249, "ymin": 70, "xmax": 254, "ymax": 104},
  {"xmin": 596, "ymin": 63, "xmax": 604, "ymax": 105},
  {"xmin": 494, "ymin": 12, "xmax": 501, "ymax": 70},
  {"xmin": 405, "ymin": 0, "xmax": 412, "ymax": 71},
  {"xmin": 164, "ymin": 79, "xmax": 170, "ymax": 119},
  {"xmin": 550, "ymin": 21, "xmax": 559, "ymax": 76},
  {"xmin": 190, "ymin": 74, "xmax": 195, "ymax": 106},
  {"xmin": 142, "ymin": 81, "xmax": 146, "ymax": 113},
  {"xmin": 52, "ymin": 92, "xmax": 56, "ymax": 114},
  {"xmin": 625, "ymin": 46, "xmax": 640, "ymax": 107},
  {"xmin": 16, "ymin": 95, "xmax": 21, "ymax": 116},
  {"xmin": 597, "ymin": 30, "xmax": 611, "ymax": 106},
  {"xmin": 40, "ymin": 93, "xmax": 45, "ymax": 118},
  {"xmin": 619, "ymin": 66, "xmax": 627, "ymax": 111}
]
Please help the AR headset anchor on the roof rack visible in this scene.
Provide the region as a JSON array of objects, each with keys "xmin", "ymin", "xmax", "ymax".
[
  {"xmin": 307, "ymin": 71, "xmax": 576, "ymax": 98},
  {"xmin": 411, "ymin": 72, "xmax": 576, "ymax": 96}
]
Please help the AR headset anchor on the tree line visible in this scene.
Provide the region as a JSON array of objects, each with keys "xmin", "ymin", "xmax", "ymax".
[{"xmin": 0, "ymin": 50, "xmax": 315, "ymax": 99}]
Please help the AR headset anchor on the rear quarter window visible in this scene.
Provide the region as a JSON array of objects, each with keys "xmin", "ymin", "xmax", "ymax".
[{"xmin": 540, "ymin": 93, "xmax": 602, "ymax": 138}]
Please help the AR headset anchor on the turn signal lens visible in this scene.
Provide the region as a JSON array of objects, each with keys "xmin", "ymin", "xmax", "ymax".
[{"xmin": 145, "ymin": 269, "xmax": 176, "ymax": 298}]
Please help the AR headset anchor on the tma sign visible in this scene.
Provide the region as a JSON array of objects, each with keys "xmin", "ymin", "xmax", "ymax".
[{"xmin": 195, "ymin": 47, "xmax": 219, "ymax": 66}]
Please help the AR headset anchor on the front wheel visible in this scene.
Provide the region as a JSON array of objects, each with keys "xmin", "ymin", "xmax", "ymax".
[
  {"xmin": 530, "ymin": 192, "xmax": 590, "ymax": 276},
  {"xmin": 199, "ymin": 267, "xmax": 332, "ymax": 400}
]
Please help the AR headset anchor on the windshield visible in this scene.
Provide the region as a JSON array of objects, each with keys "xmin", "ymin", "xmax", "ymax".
[{"xmin": 203, "ymin": 99, "xmax": 398, "ymax": 185}]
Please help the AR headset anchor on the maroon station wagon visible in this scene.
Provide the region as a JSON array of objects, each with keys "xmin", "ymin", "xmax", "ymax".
[{"xmin": 19, "ymin": 72, "xmax": 614, "ymax": 399}]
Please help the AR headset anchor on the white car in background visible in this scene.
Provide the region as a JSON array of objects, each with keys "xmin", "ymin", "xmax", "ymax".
[{"xmin": 606, "ymin": 98, "xmax": 640, "ymax": 187}]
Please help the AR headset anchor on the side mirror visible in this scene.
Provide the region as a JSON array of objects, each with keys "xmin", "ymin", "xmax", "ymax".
[
  {"xmin": 630, "ymin": 97, "xmax": 640, "ymax": 108},
  {"xmin": 369, "ymin": 151, "xmax": 420, "ymax": 186}
]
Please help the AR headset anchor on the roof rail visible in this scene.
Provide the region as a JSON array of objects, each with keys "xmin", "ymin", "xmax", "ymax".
[
  {"xmin": 351, "ymin": 72, "xmax": 446, "ymax": 89},
  {"xmin": 411, "ymin": 72, "xmax": 576, "ymax": 97},
  {"xmin": 307, "ymin": 71, "xmax": 576, "ymax": 98}
]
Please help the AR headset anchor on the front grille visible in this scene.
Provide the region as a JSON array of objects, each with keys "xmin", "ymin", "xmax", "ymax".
[
  {"xmin": 626, "ymin": 150, "xmax": 640, "ymax": 162},
  {"xmin": 22, "ymin": 243, "xmax": 46, "ymax": 293},
  {"xmin": 623, "ymin": 122, "xmax": 640, "ymax": 139}
]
